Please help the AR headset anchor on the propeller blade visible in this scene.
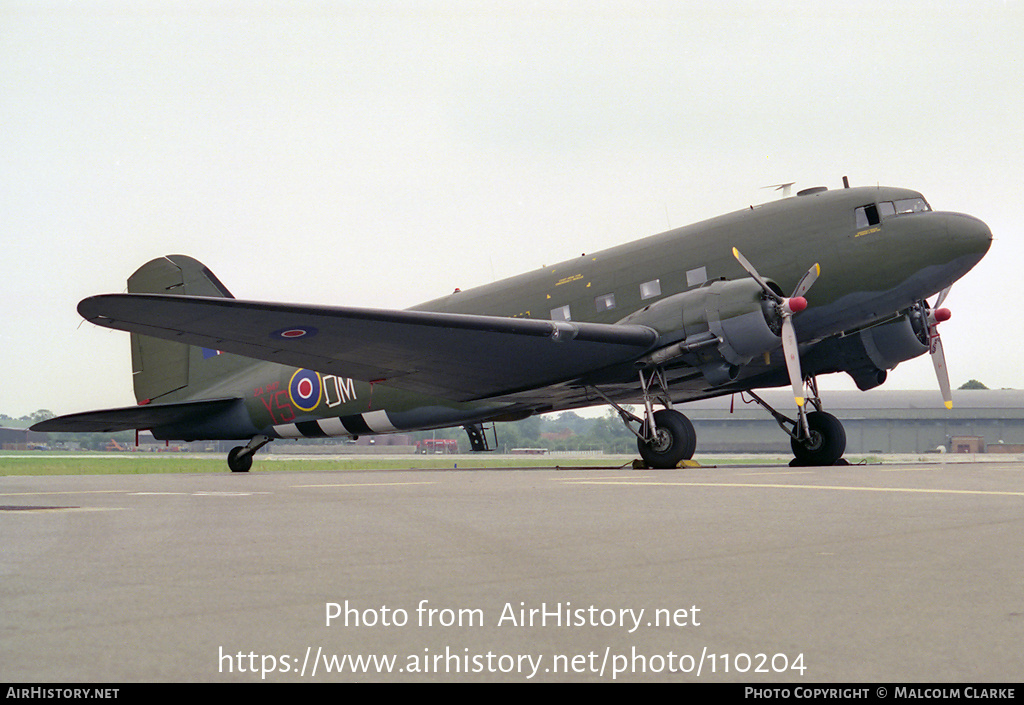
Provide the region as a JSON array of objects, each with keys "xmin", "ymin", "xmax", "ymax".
[
  {"xmin": 930, "ymin": 332, "xmax": 953, "ymax": 409},
  {"xmin": 925, "ymin": 293, "xmax": 953, "ymax": 410},
  {"xmin": 923, "ymin": 286, "xmax": 954, "ymax": 409},
  {"xmin": 781, "ymin": 316, "xmax": 805, "ymax": 406},
  {"xmin": 791, "ymin": 263, "xmax": 821, "ymax": 299},
  {"xmin": 732, "ymin": 247, "xmax": 782, "ymax": 303},
  {"xmin": 733, "ymin": 246, "xmax": 815, "ymax": 410}
]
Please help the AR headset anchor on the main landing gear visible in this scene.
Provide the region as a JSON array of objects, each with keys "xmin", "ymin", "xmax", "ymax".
[
  {"xmin": 745, "ymin": 377, "xmax": 847, "ymax": 466},
  {"xmin": 592, "ymin": 369, "xmax": 697, "ymax": 469},
  {"xmin": 594, "ymin": 371, "xmax": 847, "ymax": 469},
  {"xmin": 227, "ymin": 435, "xmax": 271, "ymax": 472},
  {"xmin": 638, "ymin": 408, "xmax": 696, "ymax": 468}
]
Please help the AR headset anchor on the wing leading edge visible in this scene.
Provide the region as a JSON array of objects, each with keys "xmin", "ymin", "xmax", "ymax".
[{"xmin": 77, "ymin": 294, "xmax": 660, "ymax": 401}]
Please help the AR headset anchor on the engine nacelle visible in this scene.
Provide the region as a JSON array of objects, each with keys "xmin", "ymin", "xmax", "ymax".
[
  {"xmin": 620, "ymin": 279, "xmax": 782, "ymax": 382},
  {"xmin": 860, "ymin": 312, "xmax": 930, "ymax": 370},
  {"xmin": 803, "ymin": 313, "xmax": 929, "ymax": 390}
]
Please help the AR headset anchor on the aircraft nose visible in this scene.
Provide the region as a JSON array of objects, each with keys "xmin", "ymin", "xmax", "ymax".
[{"xmin": 944, "ymin": 212, "xmax": 993, "ymax": 259}]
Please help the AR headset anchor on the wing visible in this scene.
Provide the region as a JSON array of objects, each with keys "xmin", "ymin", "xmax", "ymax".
[
  {"xmin": 30, "ymin": 398, "xmax": 242, "ymax": 433},
  {"xmin": 77, "ymin": 294, "xmax": 659, "ymax": 401}
]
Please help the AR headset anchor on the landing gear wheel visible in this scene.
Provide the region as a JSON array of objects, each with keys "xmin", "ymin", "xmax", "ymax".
[
  {"xmin": 790, "ymin": 411, "xmax": 846, "ymax": 466},
  {"xmin": 227, "ymin": 446, "xmax": 253, "ymax": 473},
  {"xmin": 637, "ymin": 409, "xmax": 696, "ymax": 469}
]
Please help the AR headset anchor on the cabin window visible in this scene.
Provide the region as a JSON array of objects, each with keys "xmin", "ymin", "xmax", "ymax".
[
  {"xmin": 550, "ymin": 304, "xmax": 571, "ymax": 321},
  {"xmin": 595, "ymin": 293, "xmax": 616, "ymax": 312},
  {"xmin": 686, "ymin": 267, "xmax": 707, "ymax": 287},
  {"xmin": 640, "ymin": 279, "xmax": 662, "ymax": 300}
]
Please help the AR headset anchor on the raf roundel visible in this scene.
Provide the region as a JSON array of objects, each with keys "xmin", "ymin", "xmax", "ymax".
[
  {"xmin": 288, "ymin": 369, "xmax": 323, "ymax": 412},
  {"xmin": 272, "ymin": 326, "xmax": 318, "ymax": 340}
]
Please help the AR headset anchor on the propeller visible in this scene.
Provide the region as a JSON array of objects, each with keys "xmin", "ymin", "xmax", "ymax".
[
  {"xmin": 924, "ymin": 287, "xmax": 953, "ymax": 409},
  {"xmin": 732, "ymin": 248, "xmax": 820, "ymax": 408}
]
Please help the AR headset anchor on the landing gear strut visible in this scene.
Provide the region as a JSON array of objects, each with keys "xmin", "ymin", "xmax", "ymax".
[{"xmin": 227, "ymin": 435, "xmax": 271, "ymax": 473}]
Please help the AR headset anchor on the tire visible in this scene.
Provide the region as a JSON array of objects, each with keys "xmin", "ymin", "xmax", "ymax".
[
  {"xmin": 637, "ymin": 409, "xmax": 696, "ymax": 469},
  {"xmin": 790, "ymin": 411, "xmax": 846, "ymax": 466},
  {"xmin": 227, "ymin": 446, "xmax": 253, "ymax": 473}
]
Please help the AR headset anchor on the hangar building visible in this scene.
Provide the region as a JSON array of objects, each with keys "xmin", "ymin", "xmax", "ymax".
[{"xmin": 0, "ymin": 427, "xmax": 49, "ymax": 450}]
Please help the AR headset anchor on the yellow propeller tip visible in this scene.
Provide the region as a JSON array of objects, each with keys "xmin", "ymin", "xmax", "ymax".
[
  {"xmin": 944, "ymin": 401, "xmax": 953, "ymax": 410},
  {"xmin": 795, "ymin": 397, "xmax": 805, "ymax": 406}
]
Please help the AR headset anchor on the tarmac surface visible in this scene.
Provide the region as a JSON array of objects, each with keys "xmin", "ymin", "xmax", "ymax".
[{"xmin": 2, "ymin": 458, "xmax": 1022, "ymax": 682}]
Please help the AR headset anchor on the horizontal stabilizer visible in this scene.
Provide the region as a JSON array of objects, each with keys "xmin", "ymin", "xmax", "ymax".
[
  {"xmin": 77, "ymin": 294, "xmax": 660, "ymax": 401},
  {"xmin": 31, "ymin": 398, "xmax": 242, "ymax": 434}
]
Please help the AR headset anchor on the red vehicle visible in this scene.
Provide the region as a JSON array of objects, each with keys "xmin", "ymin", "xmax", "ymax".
[{"xmin": 416, "ymin": 438, "xmax": 459, "ymax": 454}]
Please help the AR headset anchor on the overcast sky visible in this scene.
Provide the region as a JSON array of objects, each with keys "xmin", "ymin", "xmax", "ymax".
[{"xmin": 2, "ymin": 0, "xmax": 1021, "ymax": 417}]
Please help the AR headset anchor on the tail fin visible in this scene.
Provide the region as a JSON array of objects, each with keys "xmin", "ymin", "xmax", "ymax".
[{"xmin": 127, "ymin": 255, "xmax": 250, "ymax": 403}]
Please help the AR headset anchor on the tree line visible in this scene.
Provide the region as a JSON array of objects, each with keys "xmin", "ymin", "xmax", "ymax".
[{"xmin": 6, "ymin": 408, "xmax": 637, "ymax": 454}]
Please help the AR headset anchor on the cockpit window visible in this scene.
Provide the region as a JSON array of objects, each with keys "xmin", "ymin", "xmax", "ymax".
[
  {"xmin": 892, "ymin": 197, "xmax": 930, "ymax": 215},
  {"xmin": 856, "ymin": 197, "xmax": 930, "ymax": 228},
  {"xmin": 855, "ymin": 204, "xmax": 880, "ymax": 228}
]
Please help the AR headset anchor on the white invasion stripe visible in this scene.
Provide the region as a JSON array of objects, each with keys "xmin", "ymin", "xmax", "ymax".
[
  {"xmin": 274, "ymin": 424, "xmax": 303, "ymax": 439},
  {"xmin": 317, "ymin": 417, "xmax": 350, "ymax": 437},
  {"xmin": 362, "ymin": 410, "xmax": 397, "ymax": 433}
]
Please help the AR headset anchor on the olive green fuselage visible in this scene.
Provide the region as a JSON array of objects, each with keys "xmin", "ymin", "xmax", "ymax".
[{"xmin": 169, "ymin": 185, "xmax": 991, "ymax": 441}]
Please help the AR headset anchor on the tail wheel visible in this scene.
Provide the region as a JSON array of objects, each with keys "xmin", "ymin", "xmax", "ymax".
[
  {"xmin": 791, "ymin": 411, "xmax": 846, "ymax": 466},
  {"xmin": 227, "ymin": 446, "xmax": 253, "ymax": 473},
  {"xmin": 637, "ymin": 409, "xmax": 696, "ymax": 469}
]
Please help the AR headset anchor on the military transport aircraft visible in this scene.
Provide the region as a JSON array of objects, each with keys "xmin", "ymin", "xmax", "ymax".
[{"xmin": 34, "ymin": 182, "xmax": 991, "ymax": 471}]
